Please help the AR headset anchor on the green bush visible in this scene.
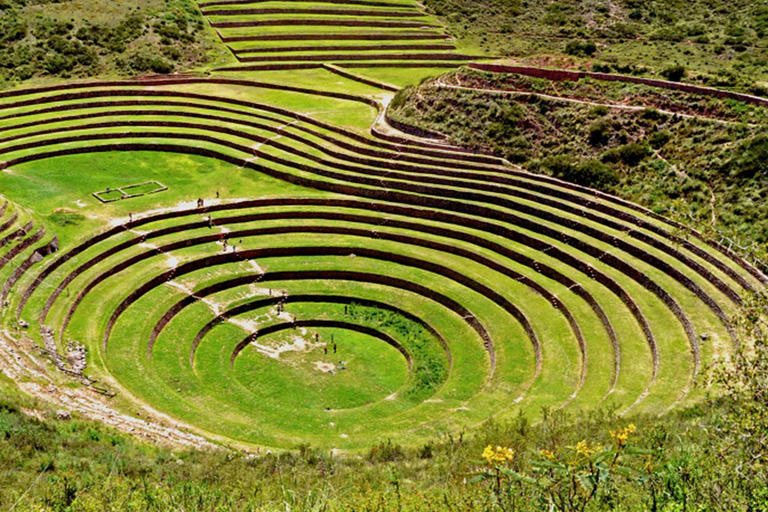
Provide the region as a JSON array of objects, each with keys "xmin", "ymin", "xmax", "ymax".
[
  {"xmin": 544, "ymin": 156, "xmax": 619, "ymax": 190},
  {"xmin": 0, "ymin": 2, "xmax": 203, "ymax": 84},
  {"xmin": 661, "ymin": 64, "xmax": 687, "ymax": 82},
  {"xmin": 368, "ymin": 439, "xmax": 405, "ymax": 462},
  {"xmin": 565, "ymin": 39, "xmax": 597, "ymax": 57},
  {"xmin": 640, "ymin": 108, "xmax": 666, "ymax": 121},
  {"xmin": 129, "ymin": 52, "xmax": 174, "ymax": 74},
  {"xmin": 602, "ymin": 141, "xmax": 651, "ymax": 166},
  {"xmin": 649, "ymin": 130, "xmax": 672, "ymax": 149},
  {"xmin": 588, "ymin": 118, "xmax": 612, "ymax": 146},
  {"xmin": 542, "ymin": 154, "xmax": 575, "ymax": 176},
  {"xmin": 723, "ymin": 135, "xmax": 768, "ymax": 180}
]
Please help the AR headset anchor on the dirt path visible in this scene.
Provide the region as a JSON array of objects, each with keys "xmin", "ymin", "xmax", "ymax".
[{"xmin": 432, "ymin": 81, "xmax": 750, "ymax": 126}]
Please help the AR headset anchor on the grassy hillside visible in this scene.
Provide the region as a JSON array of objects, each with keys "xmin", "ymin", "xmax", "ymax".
[
  {"xmin": 389, "ymin": 68, "xmax": 768, "ymax": 247},
  {"xmin": 0, "ymin": 377, "xmax": 765, "ymax": 511},
  {"xmin": 0, "ymin": 0, "xmax": 221, "ymax": 87},
  {"xmin": 425, "ymin": 0, "xmax": 768, "ymax": 94}
]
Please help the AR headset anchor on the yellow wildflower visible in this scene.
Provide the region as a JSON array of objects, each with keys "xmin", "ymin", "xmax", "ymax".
[
  {"xmin": 482, "ymin": 445, "xmax": 495, "ymax": 465},
  {"xmin": 482, "ymin": 445, "xmax": 515, "ymax": 465},
  {"xmin": 493, "ymin": 446, "xmax": 509, "ymax": 464},
  {"xmin": 575, "ymin": 440, "xmax": 595, "ymax": 457},
  {"xmin": 610, "ymin": 424, "xmax": 637, "ymax": 448},
  {"xmin": 540, "ymin": 449, "xmax": 555, "ymax": 460}
]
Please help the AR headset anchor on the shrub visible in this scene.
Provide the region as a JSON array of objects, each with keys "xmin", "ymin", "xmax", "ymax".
[
  {"xmin": 588, "ymin": 118, "xmax": 612, "ymax": 146},
  {"xmin": 641, "ymin": 108, "xmax": 666, "ymax": 121},
  {"xmin": 128, "ymin": 52, "xmax": 173, "ymax": 74},
  {"xmin": 602, "ymin": 142, "xmax": 651, "ymax": 166},
  {"xmin": 610, "ymin": 22, "xmax": 640, "ymax": 39},
  {"xmin": 368, "ymin": 439, "xmax": 405, "ymax": 462},
  {"xmin": 0, "ymin": 19, "xmax": 27, "ymax": 43},
  {"xmin": 749, "ymin": 83, "xmax": 768, "ymax": 97},
  {"xmin": 661, "ymin": 64, "xmax": 687, "ymax": 82},
  {"xmin": 418, "ymin": 442, "xmax": 434, "ymax": 459},
  {"xmin": 591, "ymin": 62, "xmax": 613, "ymax": 73},
  {"xmin": 44, "ymin": 54, "xmax": 74, "ymax": 74},
  {"xmin": 546, "ymin": 157, "xmax": 620, "ymax": 190},
  {"xmin": 389, "ymin": 86, "xmax": 412, "ymax": 110},
  {"xmin": 162, "ymin": 45, "xmax": 181, "ymax": 60},
  {"xmin": 649, "ymin": 130, "xmax": 672, "ymax": 149},
  {"xmin": 542, "ymin": 154, "xmax": 575, "ymax": 177},
  {"xmin": 565, "ymin": 39, "xmax": 597, "ymax": 57},
  {"xmin": 723, "ymin": 135, "xmax": 768, "ymax": 180}
]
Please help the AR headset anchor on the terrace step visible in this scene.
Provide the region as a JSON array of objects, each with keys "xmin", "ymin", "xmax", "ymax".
[{"xmin": 231, "ymin": 43, "xmax": 457, "ymax": 53}]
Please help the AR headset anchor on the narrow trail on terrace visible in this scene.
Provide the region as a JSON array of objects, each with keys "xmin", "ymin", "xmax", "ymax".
[{"xmin": 431, "ymin": 81, "xmax": 753, "ymax": 126}]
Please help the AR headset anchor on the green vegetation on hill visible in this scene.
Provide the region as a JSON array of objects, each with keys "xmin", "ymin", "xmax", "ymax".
[
  {"xmin": 424, "ymin": 0, "xmax": 768, "ymax": 94},
  {"xmin": 0, "ymin": 0, "xmax": 215, "ymax": 87},
  {"xmin": 389, "ymin": 68, "xmax": 768, "ymax": 245}
]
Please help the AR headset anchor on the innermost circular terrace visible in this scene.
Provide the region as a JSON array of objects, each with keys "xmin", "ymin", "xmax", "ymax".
[{"xmin": 232, "ymin": 324, "xmax": 411, "ymax": 412}]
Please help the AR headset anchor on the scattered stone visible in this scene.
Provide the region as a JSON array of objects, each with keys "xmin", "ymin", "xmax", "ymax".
[
  {"xmin": 66, "ymin": 341, "xmax": 87, "ymax": 374},
  {"xmin": 41, "ymin": 325, "xmax": 64, "ymax": 370},
  {"xmin": 18, "ymin": 319, "xmax": 29, "ymax": 329},
  {"xmin": 21, "ymin": 408, "xmax": 44, "ymax": 421},
  {"xmin": 56, "ymin": 409, "xmax": 71, "ymax": 420},
  {"xmin": 700, "ymin": 333, "xmax": 710, "ymax": 341}
]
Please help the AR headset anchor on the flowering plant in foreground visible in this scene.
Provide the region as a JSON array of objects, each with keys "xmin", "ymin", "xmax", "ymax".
[
  {"xmin": 482, "ymin": 445, "xmax": 516, "ymax": 466},
  {"xmin": 472, "ymin": 444, "xmax": 519, "ymax": 508},
  {"xmin": 474, "ymin": 425, "xmax": 649, "ymax": 512}
]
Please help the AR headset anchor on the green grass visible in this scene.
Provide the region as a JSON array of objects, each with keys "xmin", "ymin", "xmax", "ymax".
[
  {"xmin": 0, "ymin": 2, "xmax": 765, "ymax": 509},
  {"xmin": 0, "ymin": 4, "xmax": 759, "ymax": 456},
  {"xmin": 6, "ymin": 154, "xmax": 727, "ymax": 446},
  {"xmin": 0, "ymin": 152, "xmax": 315, "ymax": 246}
]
